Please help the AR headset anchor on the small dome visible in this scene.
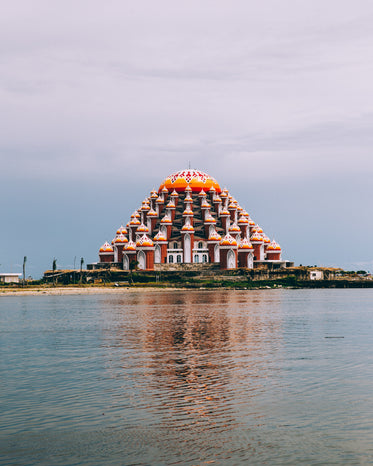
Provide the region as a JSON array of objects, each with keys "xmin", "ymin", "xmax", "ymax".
[
  {"xmin": 166, "ymin": 200, "xmax": 176, "ymax": 208},
  {"xmin": 154, "ymin": 231, "xmax": 168, "ymax": 242},
  {"xmin": 209, "ymin": 186, "xmax": 216, "ymax": 193},
  {"xmin": 133, "ymin": 211, "xmax": 141, "ymax": 218},
  {"xmin": 238, "ymin": 238, "xmax": 254, "ymax": 250},
  {"xmin": 184, "ymin": 193, "xmax": 193, "ymax": 202},
  {"xmin": 250, "ymin": 232, "xmax": 263, "ymax": 242},
  {"xmin": 220, "ymin": 209, "xmax": 230, "ymax": 216},
  {"xmin": 229, "ymin": 222, "xmax": 241, "ymax": 233},
  {"xmin": 214, "ymin": 195, "xmax": 222, "ymax": 203},
  {"xmin": 156, "ymin": 197, "xmax": 164, "ymax": 204},
  {"xmin": 116, "ymin": 225, "xmax": 128, "ymax": 235},
  {"xmin": 136, "ymin": 223, "xmax": 149, "ymax": 233},
  {"xmin": 208, "ymin": 229, "xmax": 221, "ymax": 241},
  {"xmin": 114, "ymin": 234, "xmax": 128, "ymax": 244},
  {"xmin": 237, "ymin": 215, "xmax": 249, "ymax": 225},
  {"xmin": 267, "ymin": 240, "xmax": 281, "ymax": 251},
  {"xmin": 228, "ymin": 202, "xmax": 237, "ymax": 209},
  {"xmin": 170, "ymin": 189, "xmax": 179, "ymax": 197},
  {"xmin": 99, "ymin": 241, "xmax": 114, "ymax": 253},
  {"xmin": 141, "ymin": 204, "xmax": 151, "ymax": 211},
  {"xmin": 204, "ymin": 213, "xmax": 216, "ymax": 223},
  {"xmin": 183, "ymin": 207, "xmax": 194, "ymax": 216},
  {"xmin": 201, "ymin": 199, "xmax": 211, "ymax": 208},
  {"xmin": 220, "ymin": 233, "xmax": 238, "ymax": 246},
  {"xmin": 147, "ymin": 208, "xmax": 158, "ymax": 217},
  {"xmin": 136, "ymin": 234, "xmax": 154, "ymax": 247},
  {"xmin": 124, "ymin": 241, "xmax": 136, "ymax": 251},
  {"xmin": 150, "ymin": 192, "xmax": 158, "ymax": 199},
  {"xmin": 199, "ymin": 189, "xmax": 207, "ymax": 197},
  {"xmin": 184, "ymin": 184, "xmax": 192, "ymax": 192},
  {"xmin": 160, "ymin": 214, "xmax": 172, "ymax": 224},
  {"xmin": 162, "ymin": 186, "xmax": 168, "ymax": 193},
  {"xmin": 181, "ymin": 224, "xmax": 195, "ymax": 232},
  {"xmin": 253, "ymin": 224, "xmax": 263, "ymax": 234},
  {"xmin": 130, "ymin": 218, "xmax": 141, "ymax": 226},
  {"xmin": 248, "ymin": 219, "xmax": 256, "ymax": 226}
]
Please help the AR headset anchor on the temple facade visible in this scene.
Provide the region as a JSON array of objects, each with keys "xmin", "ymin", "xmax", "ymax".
[{"xmin": 97, "ymin": 169, "xmax": 285, "ymax": 271}]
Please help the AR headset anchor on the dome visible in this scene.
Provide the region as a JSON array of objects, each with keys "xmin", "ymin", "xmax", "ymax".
[
  {"xmin": 154, "ymin": 231, "xmax": 168, "ymax": 242},
  {"xmin": 237, "ymin": 215, "xmax": 249, "ymax": 225},
  {"xmin": 220, "ymin": 233, "xmax": 238, "ymax": 246},
  {"xmin": 114, "ymin": 234, "xmax": 128, "ymax": 244},
  {"xmin": 124, "ymin": 241, "xmax": 136, "ymax": 251},
  {"xmin": 136, "ymin": 234, "xmax": 154, "ymax": 247},
  {"xmin": 181, "ymin": 223, "xmax": 195, "ymax": 232},
  {"xmin": 250, "ymin": 232, "xmax": 263, "ymax": 242},
  {"xmin": 160, "ymin": 214, "xmax": 172, "ymax": 224},
  {"xmin": 229, "ymin": 223, "xmax": 241, "ymax": 233},
  {"xmin": 99, "ymin": 241, "xmax": 114, "ymax": 253},
  {"xmin": 136, "ymin": 223, "xmax": 149, "ymax": 233},
  {"xmin": 159, "ymin": 169, "xmax": 221, "ymax": 193},
  {"xmin": 116, "ymin": 225, "xmax": 128, "ymax": 235},
  {"xmin": 147, "ymin": 208, "xmax": 158, "ymax": 217},
  {"xmin": 267, "ymin": 240, "xmax": 282, "ymax": 251},
  {"xmin": 238, "ymin": 238, "xmax": 254, "ymax": 250},
  {"xmin": 208, "ymin": 229, "xmax": 221, "ymax": 241}
]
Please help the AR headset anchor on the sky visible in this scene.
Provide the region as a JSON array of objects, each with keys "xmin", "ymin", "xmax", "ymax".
[{"xmin": 1, "ymin": 0, "xmax": 373, "ymax": 278}]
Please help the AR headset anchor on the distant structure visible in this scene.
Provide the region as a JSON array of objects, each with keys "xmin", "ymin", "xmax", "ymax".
[
  {"xmin": 0, "ymin": 273, "xmax": 21, "ymax": 284},
  {"xmin": 94, "ymin": 169, "xmax": 289, "ymax": 271}
]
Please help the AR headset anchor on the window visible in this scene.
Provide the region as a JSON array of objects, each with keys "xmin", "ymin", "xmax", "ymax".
[
  {"xmin": 173, "ymin": 242, "xmax": 178, "ymax": 249},
  {"xmin": 202, "ymin": 255, "xmax": 208, "ymax": 263},
  {"xmin": 194, "ymin": 255, "xmax": 199, "ymax": 263},
  {"xmin": 198, "ymin": 242, "xmax": 203, "ymax": 249},
  {"xmin": 169, "ymin": 255, "xmax": 174, "ymax": 263},
  {"xmin": 177, "ymin": 255, "xmax": 181, "ymax": 263}
]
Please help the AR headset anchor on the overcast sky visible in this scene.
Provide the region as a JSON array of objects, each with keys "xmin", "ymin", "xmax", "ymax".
[{"xmin": 1, "ymin": 0, "xmax": 373, "ymax": 278}]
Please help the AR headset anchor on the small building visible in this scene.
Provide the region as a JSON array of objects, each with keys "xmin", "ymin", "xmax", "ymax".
[
  {"xmin": 0, "ymin": 273, "xmax": 21, "ymax": 284},
  {"xmin": 309, "ymin": 270, "xmax": 324, "ymax": 280}
]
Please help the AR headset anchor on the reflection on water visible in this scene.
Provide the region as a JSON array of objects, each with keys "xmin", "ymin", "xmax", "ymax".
[{"xmin": 1, "ymin": 289, "xmax": 373, "ymax": 465}]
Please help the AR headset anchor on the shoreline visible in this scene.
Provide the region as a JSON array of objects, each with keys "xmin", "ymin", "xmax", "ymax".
[{"xmin": 1, "ymin": 280, "xmax": 373, "ymax": 296}]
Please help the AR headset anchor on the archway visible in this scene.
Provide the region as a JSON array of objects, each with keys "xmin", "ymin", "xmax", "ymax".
[
  {"xmin": 138, "ymin": 250, "xmax": 146, "ymax": 270},
  {"xmin": 154, "ymin": 244, "xmax": 161, "ymax": 263},
  {"xmin": 227, "ymin": 249, "xmax": 235, "ymax": 269}
]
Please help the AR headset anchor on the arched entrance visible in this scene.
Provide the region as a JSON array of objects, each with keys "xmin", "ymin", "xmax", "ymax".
[
  {"xmin": 138, "ymin": 250, "xmax": 146, "ymax": 270},
  {"xmin": 227, "ymin": 249, "xmax": 235, "ymax": 269}
]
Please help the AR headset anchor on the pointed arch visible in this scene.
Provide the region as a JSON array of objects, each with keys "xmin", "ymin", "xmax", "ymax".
[
  {"xmin": 138, "ymin": 250, "xmax": 146, "ymax": 270},
  {"xmin": 123, "ymin": 254, "xmax": 129, "ymax": 271},
  {"xmin": 184, "ymin": 234, "xmax": 191, "ymax": 263},
  {"xmin": 227, "ymin": 249, "xmax": 235, "ymax": 269},
  {"xmin": 214, "ymin": 244, "xmax": 220, "ymax": 263},
  {"xmin": 154, "ymin": 244, "xmax": 161, "ymax": 263}
]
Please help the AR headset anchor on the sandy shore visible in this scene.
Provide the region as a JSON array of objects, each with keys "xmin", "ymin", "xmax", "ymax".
[{"xmin": 0, "ymin": 286, "xmax": 182, "ymax": 297}]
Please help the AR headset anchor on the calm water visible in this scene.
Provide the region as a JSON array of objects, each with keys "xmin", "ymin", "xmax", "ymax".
[{"xmin": 1, "ymin": 289, "xmax": 373, "ymax": 465}]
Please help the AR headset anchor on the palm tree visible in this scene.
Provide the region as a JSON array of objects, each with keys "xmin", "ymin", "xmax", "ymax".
[
  {"xmin": 80, "ymin": 257, "xmax": 84, "ymax": 284},
  {"xmin": 23, "ymin": 256, "xmax": 27, "ymax": 287},
  {"xmin": 52, "ymin": 258, "xmax": 57, "ymax": 286}
]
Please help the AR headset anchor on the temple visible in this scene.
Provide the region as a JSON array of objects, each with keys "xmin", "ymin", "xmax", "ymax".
[{"xmin": 95, "ymin": 169, "xmax": 288, "ymax": 271}]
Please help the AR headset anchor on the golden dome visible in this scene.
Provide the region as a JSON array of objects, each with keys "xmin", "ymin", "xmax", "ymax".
[
  {"xmin": 136, "ymin": 234, "xmax": 154, "ymax": 247},
  {"xmin": 220, "ymin": 233, "xmax": 238, "ymax": 246},
  {"xmin": 238, "ymin": 238, "xmax": 254, "ymax": 250},
  {"xmin": 114, "ymin": 234, "xmax": 128, "ymax": 244},
  {"xmin": 159, "ymin": 169, "xmax": 221, "ymax": 193}
]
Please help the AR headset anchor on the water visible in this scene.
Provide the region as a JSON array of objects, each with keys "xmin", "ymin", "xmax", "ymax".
[{"xmin": 1, "ymin": 289, "xmax": 373, "ymax": 465}]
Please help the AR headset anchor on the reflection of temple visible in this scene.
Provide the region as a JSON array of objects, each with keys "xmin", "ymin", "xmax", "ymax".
[
  {"xmin": 97, "ymin": 169, "xmax": 286, "ymax": 270},
  {"xmin": 102, "ymin": 290, "xmax": 284, "ymax": 442}
]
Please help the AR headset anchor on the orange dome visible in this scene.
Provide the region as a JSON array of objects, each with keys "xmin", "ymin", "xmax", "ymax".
[
  {"xmin": 159, "ymin": 169, "xmax": 221, "ymax": 193},
  {"xmin": 204, "ymin": 213, "xmax": 216, "ymax": 223},
  {"xmin": 147, "ymin": 208, "xmax": 158, "ymax": 217},
  {"xmin": 181, "ymin": 224, "xmax": 195, "ymax": 232},
  {"xmin": 154, "ymin": 231, "xmax": 168, "ymax": 242},
  {"xmin": 130, "ymin": 218, "xmax": 141, "ymax": 226},
  {"xmin": 124, "ymin": 241, "xmax": 136, "ymax": 251},
  {"xmin": 116, "ymin": 225, "xmax": 128, "ymax": 235},
  {"xmin": 238, "ymin": 215, "xmax": 249, "ymax": 224},
  {"xmin": 114, "ymin": 234, "xmax": 128, "ymax": 244},
  {"xmin": 220, "ymin": 209, "xmax": 230, "ymax": 216},
  {"xmin": 238, "ymin": 238, "xmax": 254, "ymax": 250},
  {"xmin": 183, "ymin": 207, "xmax": 194, "ymax": 216},
  {"xmin": 267, "ymin": 240, "xmax": 282, "ymax": 251},
  {"xmin": 250, "ymin": 232, "xmax": 263, "ymax": 242},
  {"xmin": 229, "ymin": 223, "xmax": 241, "ymax": 232},
  {"xmin": 220, "ymin": 233, "xmax": 237, "ymax": 247},
  {"xmin": 99, "ymin": 241, "xmax": 114, "ymax": 253},
  {"xmin": 160, "ymin": 214, "xmax": 172, "ymax": 224},
  {"xmin": 136, "ymin": 234, "xmax": 154, "ymax": 247},
  {"xmin": 208, "ymin": 229, "xmax": 221, "ymax": 241},
  {"xmin": 136, "ymin": 223, "xmax": 149, "ymax": 233}
]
